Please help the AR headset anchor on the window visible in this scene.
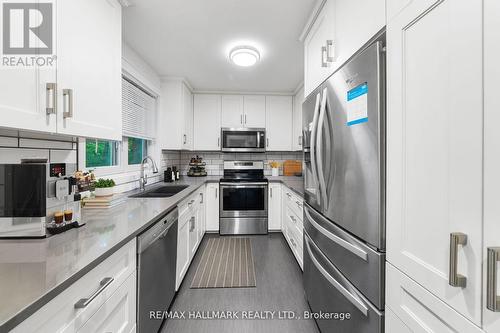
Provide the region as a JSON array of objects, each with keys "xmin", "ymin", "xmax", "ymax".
[
  {"xmin": 85, "ymin": 140, "xmax": 119, "ymax": 168},
  {"xmin": 128, "ymin": 137, "xmax": 148, "ymax": 165}
]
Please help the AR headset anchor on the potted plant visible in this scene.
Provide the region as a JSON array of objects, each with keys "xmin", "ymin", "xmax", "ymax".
[
  {"xmin": 93, "ymin": 178, "xmax": 116, "ymax": 197},
  {"xmin": 269, "ymin": 161, "xmax": 280, "ymax": 177}
]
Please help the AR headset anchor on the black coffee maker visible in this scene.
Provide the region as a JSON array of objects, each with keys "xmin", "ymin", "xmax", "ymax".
[{"xmin": 164, "ymin": 167, "xmax": 174, "ymax": 182}]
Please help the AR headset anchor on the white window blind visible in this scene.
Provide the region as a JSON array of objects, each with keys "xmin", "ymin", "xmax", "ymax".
[{"xmin": 122, "ymin": 76, "xmax": 156, "ymax": 140}]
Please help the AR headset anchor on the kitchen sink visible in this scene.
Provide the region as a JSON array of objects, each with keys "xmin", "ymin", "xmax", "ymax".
[{"xmin": 129, "ymin": 185, "xmax": 189, "ymax": 198}]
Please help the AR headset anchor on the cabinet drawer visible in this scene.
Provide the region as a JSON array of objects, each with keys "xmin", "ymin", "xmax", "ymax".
[
  {"xmin": 77, "ymin": 272, "xmax": 136, "ymax": 333},
  {"xmin": 386, "ymin": 263, "xmax": 483, "ymax": 333},
  {"xmin": 12, "ymin": 239, "xmax": 136, "ymax": 333},
  {"xmin": 178, "ymin": 192, "xmax": 199, "ymax": 216},
  {"xmin": 284, "ymin": 221, "xmax": 303, "ymax": 269},
  {"xmin": 284, "ymin": 188, "xmax": 303, "ymax": 219}
]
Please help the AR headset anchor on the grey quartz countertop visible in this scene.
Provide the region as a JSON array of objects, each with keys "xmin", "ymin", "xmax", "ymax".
[
  {"xmin": 0, "ymin": 176, "xmax": 219, "ymax": 333},
  {"xmin": 267, "ymin": 176, "xmax": 304, "ymax": 197}
]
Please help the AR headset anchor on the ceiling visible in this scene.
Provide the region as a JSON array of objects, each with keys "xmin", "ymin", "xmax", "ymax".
[{"xmin": 122, "ymin": 0, "xmax": 316, "ymax": 93}]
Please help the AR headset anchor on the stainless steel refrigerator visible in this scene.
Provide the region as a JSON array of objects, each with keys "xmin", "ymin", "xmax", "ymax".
[{"xmin": 302, "ymin": 40, "xmax": 385, "ymax": 333}]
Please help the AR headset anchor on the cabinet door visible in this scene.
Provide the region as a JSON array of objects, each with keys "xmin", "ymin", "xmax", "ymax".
[
  {"xmin": 194, "ymin": 94, "xmax": 221, "ymax": 150},
  {"xmin": 0, "ymin": 68, "xmax": 57, "ymax": 133},
  {"xmin": 265, "ymin": 96, "xmax": 293, "ymax": 151},
  {"xmin": 386, "ymin": 0, "xmax": 483, "ymax": 324},
  {"xmin": 268, "ymin": 184, "xmax": 281, "ymax": 230},
  {"xmin": 386, "ymin": 263, "xmax": 483, "ymax": 333},
  {"xmin": 189, "ymin": 213, "xmax": 198, "ymax": 258},
  {"xmin": 334, "ymin": 0, "xmax": 385, "ymax": 69},
  {"xmin": 56, "ymin": 0, "xmax": 122, "ymax": 141},
  {"xmin": 197, "ymin": 190, "xmax": 205, "ymax": 242},
  {"xmin": 484, "ymin": 1, "xmax": 500, "ymax": 330},
  {"xmin": 221, "ymin": 95, "xmax": 244, "ymax": 128},
  {"xmin": 182, "ymin": 84, "xmax": 193, "ymax": 150},
  {"xmin": 292, "ymin": 87, "xmax": 304, "ymax": 151},
  {"xmin": 304, "ymin": 0, "xmax": 335, "ymax": 97},
  {"xmin": 243, "ymin": 95, "xmax": 265, "ymax": 128},
  {"xmin": 205, "ymin": 184, "xmax": 220, "ymax": 232},
  {"xmin": 77, "ymin": 272, "xmax": 136, "ymax": 333},
  {"xmin": 176, "ymin": 215, "xmax": 190, "ymax": 290}
]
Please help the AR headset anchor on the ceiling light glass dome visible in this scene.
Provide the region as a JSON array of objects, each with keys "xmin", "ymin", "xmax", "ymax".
[{"xmin": 229, "ymin": 46, "xmax": 260, "ymax": 67}]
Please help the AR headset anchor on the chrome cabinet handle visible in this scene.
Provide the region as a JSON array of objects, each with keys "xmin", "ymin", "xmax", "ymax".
[
  {"xmin": 290, "ymin": 237, "xmax": 296, "ymax": 247},
  {"xmin": 298, "ymin": 135, "xmax": 302, "ymax": 146},
  {"xmin": 200, "ymin": 192, "xmax": 203, "ymax": 203},
  {"xmin": 305, "ymin": 238, "xmax": 369, "ymax": 316},
  {"xmin": 215, "ymin": 187, "xmax": 218, "ymax": 199},
  {"xmin": 183, "ymin": 134, "xmax": 187, "ymax": 144},
  {"xmin": 189, "ymin": 216, "xmax": 195, "ymax": 232},
  {"xmin": 270, "ymin": 187, "xmax": 273, "ymax": 198},
  {"xmin": 74, "ymin": 277, "xmax": 114, "ymax": 308},
  {"xmin": 290, "ymin": 215, "xmax": 296, "ymax": 224},
  {"xmin": 244, "ymin": 114, "xmax": 247, "ymax": 124},
  {"xmin": 217, "ymin": 137, "xmax": 220, "ymax": 147},
  {"xmin": 266, "ymin": 138, "xmax": 269, "ymax": 147},
  {"xmin": 296, "ymin": 201, "xmax": 303, "ymax": 208},
  {"xmin": 449, "ymin": 232, "xmax": 467, "ymax": 288},
  {"xmin": 487, "ymin": 247, "xmax": 500, "ymax": 312},
  {"xmin": 240, "ymin": 114, "xmax": 243, "ymax": 124},
  {"xmin": 326, "ymin": 40, "xmax": 334, "ymax": 62},
  {"xmin": 321, "ymin": 46, "xmax": 328, "ymax": 67},
  {"xmin": 63, "ymin": 89, "xmax": 73, "ymax": 119},
  {"xmin": 46, "ymin": 83, "xmax": 57, "ymax": 115}
]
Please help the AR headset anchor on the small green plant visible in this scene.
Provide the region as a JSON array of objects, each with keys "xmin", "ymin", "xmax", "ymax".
[{"xmin": 94, "ymin": 178, "xmax": 116, "ymax": 188}]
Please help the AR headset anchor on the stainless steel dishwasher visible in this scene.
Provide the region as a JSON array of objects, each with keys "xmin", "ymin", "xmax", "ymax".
[{"xmin": 137, "ymin": 208, "xmax": 178, "ymax": 333}]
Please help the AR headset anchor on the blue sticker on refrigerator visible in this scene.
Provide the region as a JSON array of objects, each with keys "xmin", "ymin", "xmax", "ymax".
[{"xmin": 346, "ymin": 83, "xmax": 368, "ymax": 126}]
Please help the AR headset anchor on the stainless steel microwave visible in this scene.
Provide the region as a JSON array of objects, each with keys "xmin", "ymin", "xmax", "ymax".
[{"xmin": 221, "ymin": 128, "xmax": 266, "ymax": 152}]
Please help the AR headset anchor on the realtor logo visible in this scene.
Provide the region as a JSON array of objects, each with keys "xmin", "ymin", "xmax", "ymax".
[{"xmin": 2, "ymin": 2, "xmax": 53, "ymax": 54}]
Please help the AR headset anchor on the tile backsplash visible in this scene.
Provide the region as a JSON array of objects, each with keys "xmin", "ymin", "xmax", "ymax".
[{"xmin": 161, "ymin": 150, "xmax": 303, "ymax": 176}]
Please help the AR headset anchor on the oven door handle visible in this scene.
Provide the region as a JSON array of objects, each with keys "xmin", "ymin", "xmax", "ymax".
[{"xmin": 220, "ymin": 182, "xmax": 268, "ymax": 187}]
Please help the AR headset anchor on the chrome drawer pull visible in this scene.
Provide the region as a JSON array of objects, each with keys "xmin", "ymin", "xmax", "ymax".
[
  {"xmin": 449, "ymin": 232, "xmax": 467, "ymax": 288},
  {"xmin": 46, "ymin": 83, "xmax": 57, "ymax": 115},
  {"xmin": 74, "ymin": 277, "xmax": 114, "ymax": 309},
  {"xmin": 487, "ymin": 247, "xmax": 500, "ymax": 312}
]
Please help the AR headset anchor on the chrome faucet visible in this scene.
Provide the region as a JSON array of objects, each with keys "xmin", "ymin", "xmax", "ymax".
[{"xmin": 139, "ymin": 156, "xmax": 159, "ymax": 191}]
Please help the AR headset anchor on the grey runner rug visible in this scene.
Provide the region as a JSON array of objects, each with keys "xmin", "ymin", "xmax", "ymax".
[{"xmin": 190, "ymin": 237, "xmax": 256, "ymax": 288}]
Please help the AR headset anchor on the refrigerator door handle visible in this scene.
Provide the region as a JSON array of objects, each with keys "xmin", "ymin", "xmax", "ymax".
[
  {"xmin": 305, "ymin": 237, "xmax": 369, "ymax": 316},
  {"xmin": 304, "ymin": 207, "xmax": 368, "ymax": 261},
  {"xmin": 315, "ymin": 88, "xmax": 329, "ymax": 210},
  {"xmin": 309, "ymin": 92, "xmax": 322, "ymax": 203}
]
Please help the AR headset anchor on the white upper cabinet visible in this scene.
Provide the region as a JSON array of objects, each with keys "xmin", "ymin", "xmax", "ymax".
[
  {"xmin": 194, "ymin": 94, "xmax": 221, "ymax": 150},
  {"xmin": 303, "ymin": 0, "xmax": 335, "ymax": 97},
  {"xmin": 0, "ymin": 68, "xmax": 57, "ymax": 133},
  {"xmin": 303, "ymin": 0, "xmax": 385, "ymax": 97},
  {"xmin": 292, "ymin": 86, "xmax": 304, "ymax": 151},
  {"xmin": 243, "ymin": 95, "xmax": 266, "ymax": 128},
  {"xmin": 182, "ymin": 84, "xmax": 194, "ymax": 150},
  {"xmin": 56, "ymin": 0, "xmax": 122, "ymax": 141},
  {"xmin": 265, "ymin": 96, "xmax": 292, "ymax": 151},
  {"xmin": 484, "ymin": 0, "xmax": 500, "ymax": 331},
  {"xmin": 386, "ymin": 0, "xmax": 483, "ymax": 325},
  {"xmin": 159, "ymin": 79, "xmax": 193, "ymax": 150},
  {"xmin": 221, "ymin": 95, "xmax": 244, "ymax": 128},
  {"xmin": 0, "ymin": 0, "xmax": 122, "ymax": 140},
  {"xmin": 221, "ymin": 95, "xmax": 266, "ymax": 128}
]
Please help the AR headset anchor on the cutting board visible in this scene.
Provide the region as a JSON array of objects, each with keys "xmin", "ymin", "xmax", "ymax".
[{"xmin": 283, "ymin": 160, "xmax": 302, "ymax": 176}]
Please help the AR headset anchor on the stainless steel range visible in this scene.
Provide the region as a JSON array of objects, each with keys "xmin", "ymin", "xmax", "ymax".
[{"xmin": 219, "ymin": 161, "xmax": 268, "ymax": 235}]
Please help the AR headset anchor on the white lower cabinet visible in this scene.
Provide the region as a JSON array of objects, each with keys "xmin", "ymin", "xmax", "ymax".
[
  {"xmin": 280, "ymin": 185, "xmax": 304, "ymax": 270},
  {"xmin": 268, "ymin": 183, "xmax": 282, "ymax": 231},
  {"xmin": 77, "ymin": 272, "xmax": 136, "ymax": 333},
  {"xmin": 205, "ymin": 183, "xmax": 219, "ymax": 232},
  {"xmin": 12, "ymin": 239, "xmax": 136, "ymax": 333},
  {"xmin": 386, "ymin": 263, "xmax": 483, "ymax": 333},
  {"xmin": 176, "ymin": 187, "xmax": 207, "ymax": 290},
  {"xmin": 176, "ymin": 209, "xmax": 190, "ymax": 291}
]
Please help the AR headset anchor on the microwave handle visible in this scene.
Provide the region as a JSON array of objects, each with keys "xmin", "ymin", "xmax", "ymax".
[{"xmin": 257, "ymin": 132, "xmax": 261, "ymax": 148}]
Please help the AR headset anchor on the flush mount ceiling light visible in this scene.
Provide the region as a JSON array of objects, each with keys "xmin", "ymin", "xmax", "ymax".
[{"xmin": 229, "ymin": 46, "xmax": 260, "ymax": 67}]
